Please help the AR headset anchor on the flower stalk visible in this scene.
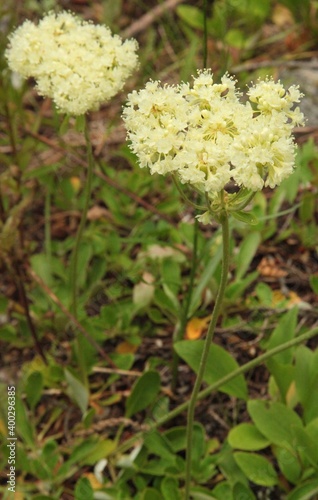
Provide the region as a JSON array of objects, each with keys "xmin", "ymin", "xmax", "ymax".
[
  {"xmin": 70, "ymin": 117, "xmax": 94, "ymax": 383},
  {"xmin": 70, "ymin": 117, "xmax": 93, "ymax": 318},
  {"xmin": 184, "ymin": 204, "xmax": 230, "ymax": 498}
]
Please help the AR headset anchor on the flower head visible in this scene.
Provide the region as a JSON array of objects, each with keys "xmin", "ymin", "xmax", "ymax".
[
  {"xmin": 6, "ymin": 11, "xmax": 139, "ymax": 115},
  {"xmin": 123, "ymin": 70, "xmax": 305, "ymax": 195}
]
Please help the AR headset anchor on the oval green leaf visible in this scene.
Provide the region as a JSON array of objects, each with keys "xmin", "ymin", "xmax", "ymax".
[
  {"xmin": 231, "ymin": 210, "xmax": 259, "ymax": 225},
  {"xmin": 235, "ymin": 232, "xmax": 261, "ymax": 280},
  {"xmin": 265, "ymin": 307, "xmax": 298, "ymax": 364},
  {"xmin": 142, "ymin": 488, "xmax": 162, "ymax": 500},
  {"xmin": 248, "ymin": 400, "xmax": 303, "ymax": 449},
  {"xmin": 74, "ymin": 477, "xmax": 94, "ymax": 500},
  {"xmin": 234, "ymin": 452, "xmax": 278, "ymax": 487},
  {"xmin": 228, "ymin": 423, "xmax": 270, "ymax": 451},
  {"xmin": 143, "ymin": 429, "xmax": 175, "ymax": 461},
  {"xmin": 26, "ymin": 371, "xmax": 43, "ymax": 410},
  {"xmin": 286, "ymin": 478, "xmax": 318, "ymax": 500},
  {"xmin": 174, "ymin": 340, "xmax": 247, "ymax": 400},
  {"xmin": 161, "ymin": 477, "xmax": 182, "ymax": 500},
  {"xmin": 64, "ymin": 368, "xmax": 89, "ymax": 414},
  {"xmin": 125, "ymin": 370, "xmax": 161, "ymax": 418},
  {"xmin": 232, "ymin": 481, "xmax": 256, "ymax": 500}
]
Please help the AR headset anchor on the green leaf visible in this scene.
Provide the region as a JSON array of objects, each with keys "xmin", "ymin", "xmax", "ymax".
[
  {"xmin": 74, "ymin": 477, "xmax": 94, "ymax": 500},
  {"xmin": 0, "ymin": 325, "xmax": 18, "ymax": 342},
  {"xmin": 247, "ymin": 0, "xmax": 270, "ymax": 19},
  {"xmin": 30, "ymin": 253, "xmax": 54, "ymax": 287},
  {"xmin": 232, "ymin": 482, "xmax": 256, "ymax": 500},
  {"xmin": 25, "ymin": 371, "xmax": 43, "ymax": 410},
  {"xmin": 286, "ymin": 478, "xmax": 318, "ymax": 500},
  {"xmin": 83, "ymin": 439, "xmax": 116, "ymax": 465},
  {"xmin": 266, "ymin": 358, "xmax": 295, "ymax": 402},
  {"xmin": 273, "ymin": 445, "xmax": 301, "ymax": 484},
  {"xmin": 255, "ymin": 282, "xmax": 273, "ymax": 306},
  {"xmin": 309, "ymin": 275, "xmax": 318, "ymax": 294},
  {"xmin": 151, "ymin": 396, "xmax": 170, "ymax": 421},
  {"xmin": 295, "ymin": 346, "xmax": 318, "ymax": 423},
  {"xmin": 292, "ymin": 425, "xmax": 318, "ymax": 467},
  {"xmin": 154, "ymin": 288, "xmax": 179, "ymax": 317},
  {"xmin": 161, "ymin": 258, "xmax": 181, "ymax": 295},
  {"xmin": 110, "ymin": 352, "xmax": 135, "ymax": 370},
  {"xmin": 74, "ymin": 114, "xmax": 86, "ymax": 133},
  {"xmin": 231, "ymin": 210, "xmax": 259, "ymax": 225},
  {"xmin": 138, "ymin": 459, "xmax": 169, "ymax": 476},
  {"xmin": 141, "ymin": 489, "xmax": 162, "ymax": 500},
  {"xmin": 30, "ymin": 458, "xmax": 51, "ymax": 481},
  {"xmin": 300, "ymin": 192, "xmax": 315, "ymax": 223},
  {"xmin": 143, "ymin": 429, "xmax": 176, "ymax": 461},
  {"xmin": 164, "ymin": 426, "xmax": 187, "ymax": 452},
  {"xmin": 176, "ymin": 5, "xmax": 204, "ymax": 29},
  {"xmin": 16, "ymin": 398, "xmax": 35, "ymax": 447},
  {"xmin": 23, "ymin": 162, "xmax": 61, "ymax": 180},
  {"xmin": 306, "ymin": 417, "xmax": 318, "ymax": 463},
  {"xmin": 77, "ymin": 242, "xmax": 93, "ymax": 288},
  {"xmin": 228, "ymin": 423, "xmax": 270, "ymax": 451},
  {"xmin": 125, "ymin": 371, "xmax": 161, "ymax": 418},
  {"xmin": 192, "ymin": 423, "xmax": 206, "ymax": 462},
  {"xmin": 64, "ymin": 368, "xmax": 89, "ymax": 414},
  {"xmin": 66, "ymin": 438, "xmax": 98, "ymax": 466},
  {"xmin": 225, "ymin": 271, "xmax": 258, "ymax": 301},
  {"xmin": 233, "ymin": 452, "xmax": 278, "ymax": 486},
  {"xmin": 0, "ymin": 296, "xmax": 8, "ymax": 313},
  {"xmin": 216, "ymin": 443, "xmax": 249, "ymax": 486},
  {"xmin": 41, "ymin": 440, "xmax": 60, "ymax": 470},
  {"xmin": 264, "ymin": 307, "xmax": 298, "ymax": 363},
  {"xmin": 248, "ymin": 400, "xmax": 303, "ymax": 449},
  {"xmin": 224, "ymin": 28, "xmax": 246, "ymax": 48},
  {"xmin": 211, "ymin": 482, "xmax": 232, "ymax": 499},
  {"xmin": 190, "ymin": 486, "xmax": 219, "ymax": 499},
  {"xmin": 174, "ymin": 340, "xmax": 247, "ymax": 400},
  {"xmin": 235, "ymin": 232, "xmax": 261, "ymax": 280},
  {"xmin": 162, "ymin": 283, "xmax": 180, "ymax": 313},
  {"xmin": 228, "ymin": 187, "xmax": 253, "ymax": 206},
  {"xmin": 161, "ymin": 477, "xmax": 182, "ymax": 500},
  {"xmin": 59, "ymin": 114, "xmax": 71, "ymax": 135},
  {"xmin": 189, "ymin": 237, "xmax": 222, "ymax": 316}
]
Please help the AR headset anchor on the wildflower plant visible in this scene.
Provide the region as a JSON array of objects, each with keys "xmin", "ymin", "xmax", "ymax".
[
  {"xmin": 123, "ymin": 71, "xmax": 305, "ymax": 498},
  {"xmin": 5, "ymin": 10, "xmax": 139, "ymax": 382}
]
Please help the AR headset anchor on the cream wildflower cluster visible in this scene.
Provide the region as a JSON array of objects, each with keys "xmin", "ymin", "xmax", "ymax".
[
  {"xmin": 123, "ymin": 71, "xmax": 304, "ymax": 195},
  {"xmin": 6, "ymin": 11, "xmax": 139, "ymax": 115}
]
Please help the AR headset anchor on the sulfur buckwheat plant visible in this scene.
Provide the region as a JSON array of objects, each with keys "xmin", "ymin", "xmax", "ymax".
[
  {"xmin": 5, "ymin": 10, "xmax": 139, "ymax": 383},
  {"xmin": 123, "ymin": 71, "xmax": 305, "ymax": 498}
]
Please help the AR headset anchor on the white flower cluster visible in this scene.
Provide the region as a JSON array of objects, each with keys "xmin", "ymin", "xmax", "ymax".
[
  {"xmin": 6, "ymin": 11, "xmax": 139, "ymax": 115},
  {"xmin": 123, "ymin": 71, "xmax": 304, "ymax": 194}
]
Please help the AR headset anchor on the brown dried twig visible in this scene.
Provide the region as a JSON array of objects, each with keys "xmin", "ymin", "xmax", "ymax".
[{"xmin": 122, "ymin": 0, "xmax": 186, "ymax": 39}]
